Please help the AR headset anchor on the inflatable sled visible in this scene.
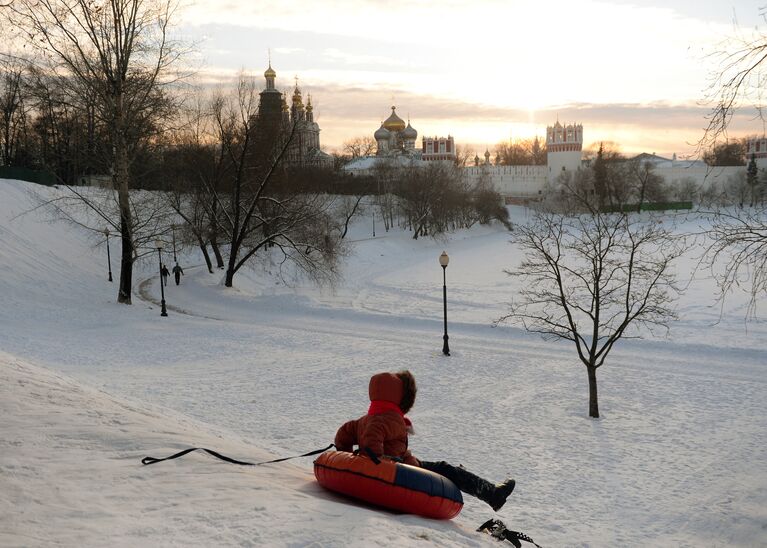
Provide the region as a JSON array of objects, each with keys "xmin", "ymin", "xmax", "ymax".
[{"xmin": 314, "ymin": 450, "xmax": 463, "ymax": 519}]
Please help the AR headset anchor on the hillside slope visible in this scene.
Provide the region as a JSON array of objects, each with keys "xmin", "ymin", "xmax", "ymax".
[{"xmin": 1, "ymin": 179, "xmax": 766, "ymax": 547}]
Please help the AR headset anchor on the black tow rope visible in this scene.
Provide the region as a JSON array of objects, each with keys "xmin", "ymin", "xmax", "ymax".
[{"xmin": 141, "ymin": 443, "xmax": 335, "ymax": 467}]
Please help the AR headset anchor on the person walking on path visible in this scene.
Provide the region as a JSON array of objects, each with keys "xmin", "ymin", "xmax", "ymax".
[
  {"xmin": 172, "ymin": 263, "xmax": 184, "ymax": 286},
  {"xmin": 160, "ymin": 264, "xmax": 170, "ymax": 287}
]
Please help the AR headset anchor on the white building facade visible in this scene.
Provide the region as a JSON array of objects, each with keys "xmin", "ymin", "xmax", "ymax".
[
  {"xmin": 633, "ymin": 153, "xmax": 744, "ymax": 194},
  {"xmin": 422, "ymin": 136, "xmax": 456, "ymax": 162}
]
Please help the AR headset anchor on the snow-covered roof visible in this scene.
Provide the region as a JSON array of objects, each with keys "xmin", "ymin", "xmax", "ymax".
[
  {"xmin": 631, "ymin": 153, "xmax": 707, "ymax": 170},
  {"xmin": 341, "ymin": 155, "xmax": 427, "ymax": 174}
]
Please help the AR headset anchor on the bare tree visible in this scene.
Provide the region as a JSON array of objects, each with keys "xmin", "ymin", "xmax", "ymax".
[
  {"xmin": 0, "ymin": 56, "xmax": 29, "ymax": 166},
  {"xmin": 629, "ymin": 159, "xmax": 668, "ymax": 211},
  {"xmin": 494, "ymin": 137, "xmax": 547, "ymax": 166},
  {"xmin": 342, "ymin": 135, "xmax": 376, "ymax": 159},
  {"xmin": 701, "ymin": 16, "xmax": 767, "ymax": 149},
  {"xmin": 703, "ymin": 140, "xmax": 747, "ymax": 166},
  {"xmin": 696, "ymin": 15, "xmax": 767, "ymax": 316},
  {"xmin": 165, "ymin": 170, "xmax": 216, "ymax": 273},
  {"xmin": 11, "ymin": 0, "xmax": 184, "ymax": 304},
  {"xmin": 674, "ymin": 177, "xmax": 699, "ymax": 203},
  {"xmin": 333, "ymin": 194, "xmax": 366, "ymax": 239},
  {"xmin": 372, "ymin": 159, "xmax": 399, "ymax": 232},
  {"xmin": 159, "ymin": 93, "xmax": 220, "ymax": 273},
  {"xmin": 205, "ymin": 75, "xmax": 342, "ymax": 288},
  {"xmin": 497, "ymin": 208, "xmax": 683, "ymax": 418},
  {"xmin": 397, "ymin": 162, "xmax": 455, "ymax": 239},
  {"xmin": 453, "ymin": 144, "xmax": 473, "ymax": 167},
  {"xmin": 703, "ymin": 206, "xmax": 767, "ymax": 318},
  {"xmin": 546, "ymin": 168, "xmax": 596, "ymax": 212},
  {"xmin": 724, "ymin": 170, "xmax": 751, "ymax": 207}
]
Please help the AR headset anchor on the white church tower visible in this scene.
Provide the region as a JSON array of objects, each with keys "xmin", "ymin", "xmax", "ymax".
[{"xmin": 546, "ymin": 121, "xmax": 583, "ymax": 182}]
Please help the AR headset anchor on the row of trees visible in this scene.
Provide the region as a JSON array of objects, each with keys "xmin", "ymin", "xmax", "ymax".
[
  {"xmin": 545, "ymin": 143, "xmax": 670, "ymax": 212},
  {"xmin": 4, "ymin": 0, "xmax": 183, "ymax": 303},
  {"xmin": 493, "ymin": 136, "xmax": 547, "ymax": 166},
  {"xmin": 365, "ymin": 161, "xmax": 509, "ymax": 239},
  {"xmin": 2, "ymin": 0, "xmax": 512, "ymax": 305},
  {"xmin": 547, "ymin": 141, "xmax": 767, "ymax": 211}
]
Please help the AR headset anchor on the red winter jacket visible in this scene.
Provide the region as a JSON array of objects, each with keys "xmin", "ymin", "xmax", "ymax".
[{"xmin": 334, "ymin": 372, "xmax": 419, "ymax": 466}]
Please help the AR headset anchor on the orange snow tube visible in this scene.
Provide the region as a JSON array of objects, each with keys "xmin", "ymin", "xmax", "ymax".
[{"xmin": 314, "ymin": 450, "xmax": 463, "ymax": 520}]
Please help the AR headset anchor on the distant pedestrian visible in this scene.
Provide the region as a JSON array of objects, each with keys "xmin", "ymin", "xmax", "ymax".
[
  {"xmin": 161, "ymin": 264, "xmax": 170, "ymax": 287},
  {"xmin": 172, "ymin": 263, "xmax": 184, "ymax": 286}
]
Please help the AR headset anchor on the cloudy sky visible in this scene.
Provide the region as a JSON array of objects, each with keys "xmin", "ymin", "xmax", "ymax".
[{"xmin": 177, "ymin": 0, "xmax": 766, "ymax": 156}]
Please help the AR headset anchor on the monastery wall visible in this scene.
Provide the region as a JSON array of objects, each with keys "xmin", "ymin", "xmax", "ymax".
[{"xmin": 464, "ymin": 165, "xmax": 549, "ymax": 199}]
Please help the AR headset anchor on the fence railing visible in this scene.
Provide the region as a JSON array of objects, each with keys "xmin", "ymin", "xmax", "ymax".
[
  {"xmin": 601, "ymin": 201, "xmax": 693, "ymax": 213},
  {"xmin": 0, "ymin": 166, "xmax": 57, "ymax": 186}
]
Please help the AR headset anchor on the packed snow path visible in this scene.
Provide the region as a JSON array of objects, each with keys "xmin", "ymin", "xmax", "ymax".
[{"xmin": 1, "ymin": 180, "xmax": 766, "ymax": 546}]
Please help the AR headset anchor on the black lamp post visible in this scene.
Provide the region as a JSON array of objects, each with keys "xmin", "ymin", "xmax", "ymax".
[
  {"xmin": 104, "ymin": 227, "xmax": 113, "ymax": 282},
  {"xmin": 439, "ymin": 251, "xmax": 450, "ymax": 356},
  {"xmin": 156, "ymin": 239, "xmax": 168, "ymax": 317}
]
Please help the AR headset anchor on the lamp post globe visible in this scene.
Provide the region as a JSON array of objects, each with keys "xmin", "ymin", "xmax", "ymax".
[
  {"xmin": 156, "ymin": 240, "xmax": 168, "ymax": 317},
  {"xmin": 439, "ymin": 251, "xmax": 450, "ymax": 356},
  {"xmin": 104, "ymin": 227, "xmax": 113, "ymax": 282}
]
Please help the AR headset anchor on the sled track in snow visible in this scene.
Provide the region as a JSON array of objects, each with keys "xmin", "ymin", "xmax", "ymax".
[{"xmin": 136, "ymin": 266, "xmax": 225, "ymax": 322}]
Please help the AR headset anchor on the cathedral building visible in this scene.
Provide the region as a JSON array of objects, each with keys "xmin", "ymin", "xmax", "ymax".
[
  {"xmin": 371, "ymin": 106, "xmax": 456, "ymax": 162},
  {"xmin": 374, "ymin": 106, "xmax": 420, "ymax": 157},
  {"xmin": 253, "ymin": 62, "xmax": 332, "ymax": 169}
]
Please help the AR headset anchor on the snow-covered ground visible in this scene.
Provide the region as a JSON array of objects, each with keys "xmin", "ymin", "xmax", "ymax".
[{"xmin": 1, "ymin": 179, "xmax": 765, "ymax": 547}]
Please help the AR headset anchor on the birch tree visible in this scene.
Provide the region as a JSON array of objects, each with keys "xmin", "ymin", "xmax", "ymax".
[{"xmin": 11, "ymin": 0, "xmax": 183, "ymax": 304}]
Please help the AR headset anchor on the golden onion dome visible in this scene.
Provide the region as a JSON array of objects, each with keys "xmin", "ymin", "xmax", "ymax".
[
  {"xmin": 383, "ymin": 106, "xmax": 406, "ymax": 132},
  {"xmin": 264, "ymin": 64, "xmax": 276, "ymax": 78}
]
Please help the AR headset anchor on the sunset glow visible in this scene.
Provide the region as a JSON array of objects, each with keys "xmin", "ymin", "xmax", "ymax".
[{"xmin": 180, "ymin": 1, "xmax": 764, "ymax": 155}]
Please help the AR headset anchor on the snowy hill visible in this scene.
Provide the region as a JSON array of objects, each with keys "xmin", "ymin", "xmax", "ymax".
[{"xmin": 1, "ymin": 179, "xmax": 766, "ymax": 547}]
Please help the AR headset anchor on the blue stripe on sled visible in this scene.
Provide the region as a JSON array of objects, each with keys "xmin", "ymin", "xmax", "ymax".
[{"xmin": 393, "ymin": 464, "xmax": 464, "ymax": 503}]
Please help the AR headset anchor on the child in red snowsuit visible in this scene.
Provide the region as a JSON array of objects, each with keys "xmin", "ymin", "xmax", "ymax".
[{"xmin": 335, "ymin": 370, "xmax": 515, "ymax": 511}]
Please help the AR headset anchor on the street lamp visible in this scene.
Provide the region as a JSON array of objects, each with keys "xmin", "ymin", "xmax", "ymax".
[
  {"xmin": 439, "ymin": 251, "xmax": 450, "ymax": 356},
  {"xmin": 156, "ymin": 240, "xmax": 168, "ymax": 317},
  {"xmin": 104, "ymin": 227, "xmax": 113, "ymax": 282}
]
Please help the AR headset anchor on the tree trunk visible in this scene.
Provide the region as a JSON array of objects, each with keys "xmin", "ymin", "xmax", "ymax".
[
  {"xmin": 587, "ymin": 365, "xmax": 599, "ymax": 418},
  {"xmin": 209, "ymin": 202, "xmax": 225, "ymax": 268},
  {"xmin": 115, "ymin": 97, "xmax": 133, "ymax": 304},
  {"xmin": 224, "ymin": 239, "xmax": 237, "ymax": 286},
  {"xmin": 197, "ymin": 236, "xmax": 213, "ymax": 273},
  {"xmin": 210, "ymin": 236, "xmax": 224, "ymax": 268}
]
